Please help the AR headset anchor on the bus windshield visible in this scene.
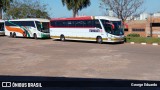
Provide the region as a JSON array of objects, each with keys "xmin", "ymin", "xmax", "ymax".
[
  {"xmin": 36, "ymin": 21, "xmax": 49, "ymax": 33},
  {"xmin": 101, "ymin": 20, "xmax": 124, "ymax": 35},
  {"xmin": 0, "ymin": 23, "xmax": 4, "ymax": 31}
]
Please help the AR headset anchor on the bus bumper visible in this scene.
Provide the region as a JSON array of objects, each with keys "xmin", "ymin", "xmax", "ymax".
[
  {"xmin": 41, "ymin": 33, "xmax": 50, "ymax": 39},
  {"xmin": 103, "ymin": 38, "xmax": 124, "ymax": 43},
  {"xmin": 0, "ymin": 31, "xmax": 5, "ymax": 35}
]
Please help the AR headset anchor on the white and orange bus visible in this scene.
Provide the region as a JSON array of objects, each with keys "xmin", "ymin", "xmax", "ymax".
[
  {"xmin": 5, "ymin": 18, "xmax": 50, "ymax": 39},
  {"xmin": 50, "ymin": 16, "xmax": 124, "ymax": 43}
]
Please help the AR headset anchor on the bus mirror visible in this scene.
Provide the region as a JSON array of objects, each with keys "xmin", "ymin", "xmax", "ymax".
[
  {"xmin": 111, "ymin": 24, "xmax": 115, "ymax": 30},
  {"xmin": 107, "ymin": 23, "xmax": 115, "ymax": 30}
]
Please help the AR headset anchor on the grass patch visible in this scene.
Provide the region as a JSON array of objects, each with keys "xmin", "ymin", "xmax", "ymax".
[{"xmin": 126, "ymin": 37, "xmax": 160, "ymax": 44}]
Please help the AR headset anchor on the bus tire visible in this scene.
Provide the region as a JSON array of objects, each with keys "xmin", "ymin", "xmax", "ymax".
[
  {"xmin": 10, "ymin": 32, "xmax": 13, "ymax": 38},
  {"xmin": 60, "ymin": 35, "xmax": 65, "ymax": 41},
  {"xmin": 13, "ymin": 32, "xmax": 16, "ymax": 38},
  {"xmin": 33, "ymin": 33, "xmax": 37, "ymax": 39},
  {"xmin": 96, "ymin": 36, "xmax": 103, "ymax": 44}
]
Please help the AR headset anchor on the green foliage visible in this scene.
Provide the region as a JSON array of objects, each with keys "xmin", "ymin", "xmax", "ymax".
[
  {"xmin": 0, "ymin": 0, "xmax": 13, "ymax": 19},
  {"xmin": 0, "ymin": 0, "xmax": 13, "ymax": 11},
  {"xmin": 4, "ymin": 0, "xmax": 50, "ymax": 19},
  {"xmin": 127, "ymin": 33, "xmax": 140, "ymax": 37},
  {"xmin": 126, "ymin": 37, "xmax": 160, "ymax": 44},
  {"xmin": 61, "ymin": 0, "xmax": 91, "ymax": 17},
  {"xmin": 145, "ymin": 37, "xmax": 160, "ymax": 44}
]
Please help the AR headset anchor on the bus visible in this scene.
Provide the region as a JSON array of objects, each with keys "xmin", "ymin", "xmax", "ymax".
[
  {"xmin": 50, "ymin": 16, "xmax": 124, "ymax": 44},
  {"xmin": 0, "ymin": 20, "xmax": 5, "ymax": 36},
  {"xmin": 5, "ymin": 18, "xmax": 50, "ymax": 39}
]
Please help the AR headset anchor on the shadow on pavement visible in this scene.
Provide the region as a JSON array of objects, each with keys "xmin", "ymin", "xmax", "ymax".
[
  {"xmin": 0, "ymin": 35, "xmax": 6, "ymax": 37},
  {"xmin": 0, "ymin": 75, "xmax": 159, "ymax": 90},
  {"xmin": 1, "ymin": 36, "xmax": 52, "ymax": 40},
  {"xmin": 53, "ymin": 39, "xmax": 124, "ymax": 45}
]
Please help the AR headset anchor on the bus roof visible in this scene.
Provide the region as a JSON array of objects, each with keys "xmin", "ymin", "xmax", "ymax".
[
  {"xmin": 0, "ymin": 19, "xmax": 4, "ymax": 23},
  {"xmin": 50, "ymin": 16, "xmax": 121, "ymax": 21},
  {"xmin": 51, "ymin": 16, "xmax": 93, "ymax": 21},
  {"xmin": 95, "ymin": 16, "xmax": 121, "ymax": 21},
  {"xmin": 6, "ymin": 18, "xmax": 49, "ymax": 22}
]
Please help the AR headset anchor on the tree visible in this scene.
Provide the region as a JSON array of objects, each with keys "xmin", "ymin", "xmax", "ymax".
[
  {"xmin": 0, "ymin": 0, "xmax": 13, "ymax": 19},
  {"xmin": 4, "ymin": 0, "xmax": 50, "ymax": 19},
  {"xmin": 100, "ymin": 0, "xmax": 144, "ymax": 22},
  {"xmin": 62, "ymin": 0, "xmax": 91, "ymax": 17}
]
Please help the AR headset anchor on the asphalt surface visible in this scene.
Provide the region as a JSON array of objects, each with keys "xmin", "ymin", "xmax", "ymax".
[{"xmin": 0, "ymin": 36, "xmax": 160, "ymax": 81}]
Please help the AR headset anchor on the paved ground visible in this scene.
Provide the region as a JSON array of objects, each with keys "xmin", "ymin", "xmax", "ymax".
[{"xmin": 0, "ymin": 36, "xmax": 160, "ymax": 81}]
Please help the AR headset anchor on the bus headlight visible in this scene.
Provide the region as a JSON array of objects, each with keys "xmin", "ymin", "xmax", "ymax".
[
  {"xmin": 111, "ymin": 38, "xmax": 123, "ymax": 41},
  {"xmin": 108, "ymin": 38, "xmax": 111, "ymax": 41}
]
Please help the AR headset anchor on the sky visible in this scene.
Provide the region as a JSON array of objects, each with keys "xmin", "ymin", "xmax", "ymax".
[{"xmin": 40, "ymin": 0, "xmax": 160, "ymax": 18}]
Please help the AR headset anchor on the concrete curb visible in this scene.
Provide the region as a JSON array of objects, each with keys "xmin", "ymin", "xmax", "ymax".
[
  {"xmin": 141, "ymin": 43, "xmax": 147, "ymax": 45},
  {"xmin": 130, "ymin": 42, "xmax": 135, "ymax": 44},
  {"xmin": 129, "ymin": 42, "xmax": 159, "ymax": 46},
  {"xmin": 152, "ymin": 43, "xmax": 159, "ymax": 46}
]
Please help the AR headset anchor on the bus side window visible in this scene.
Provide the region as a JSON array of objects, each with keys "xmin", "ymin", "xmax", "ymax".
[
  {"xmin": 75, "ymin": 21, "xmax": 82, "ymax": 27},
  {"xmin": 86, "ymin": 20, "xmax": 92, "ymax": 27},
  {"xmin": 62, "ymin": 21, "xmax": 67, "ymax": 27},
  {"xmin": 67, "ymin": 21, "xmax": 73, "ymax": 27},
  {"xmin": 59, "ymin": 21, "xmax": 64, "ymax": 27},
  {"xmin": 24, "ymin": 21, "xmax": 35, "ymax": 29},
  {"xmin": 55, "ymin": 21, "xmax": 60, "ymax": 27},
  {"xmin": 51, "ymin": 21, "xmax": 56, "ymax": 27},
  {"xmin": 94, "ymin": 20, "xmax": 101, "ymax": 29},
  {"xmin": 0, "ymin": 23, "xmax": 4, "ymax": 31}
]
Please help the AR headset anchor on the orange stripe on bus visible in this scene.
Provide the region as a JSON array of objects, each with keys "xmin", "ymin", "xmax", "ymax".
[{"xmin": 6, "ymin": 26, "xmax": 24, "ymax": 35}]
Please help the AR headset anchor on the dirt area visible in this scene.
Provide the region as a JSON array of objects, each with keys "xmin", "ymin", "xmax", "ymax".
[{"xmin": 0, "ymin": 36, "xmax": 160, "ymax": 81}]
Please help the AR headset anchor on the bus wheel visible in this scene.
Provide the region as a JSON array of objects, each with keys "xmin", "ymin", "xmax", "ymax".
[
  {"xmin": 13, "ymin": 32, "xmax": 16, "ymax": 38},
  {"xmin": 60, "ymin": 35, "xmax": 65, "ymax": 41},
  {"xmin": 33, "ymin": 33, "xmax": 37, "ymax": 39},
  {"xmin": 97, "ymin": 36, "xmax": 103, "ymax": 44},
  {"xmin": 10, "ymin": 32, "xmax": 13, "ymax": 38}
]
